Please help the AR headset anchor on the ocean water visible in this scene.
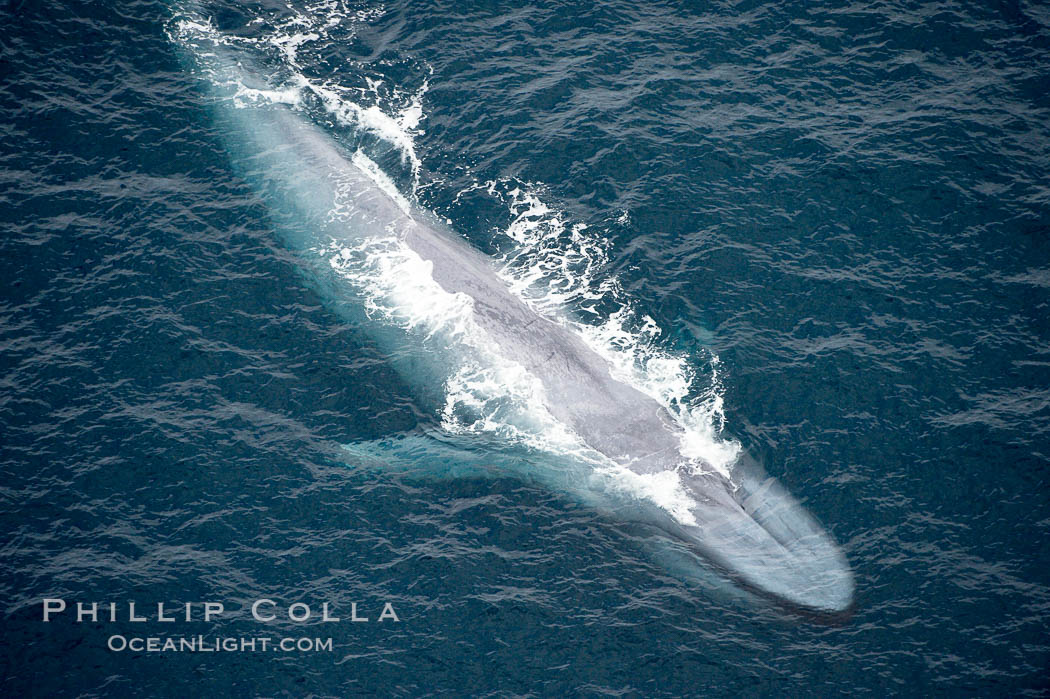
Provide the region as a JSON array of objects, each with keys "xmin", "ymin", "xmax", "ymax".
[{"xmin": 2, "ymin": 0, "xmax": 1049, "ymax": 695}]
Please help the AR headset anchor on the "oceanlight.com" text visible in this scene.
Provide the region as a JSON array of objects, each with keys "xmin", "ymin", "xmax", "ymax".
[{"xmin": 107, "ymin": 635, "xmax": 334, "ymax": 653}]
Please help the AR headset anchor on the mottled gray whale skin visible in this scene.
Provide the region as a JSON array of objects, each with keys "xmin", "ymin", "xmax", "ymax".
[{"xmin": 197, "ymin": 52, "xmax": 854, "ymax": 616}]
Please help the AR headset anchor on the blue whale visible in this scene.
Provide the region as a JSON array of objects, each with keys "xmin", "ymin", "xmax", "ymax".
[{"xmin": 174, "ymin": 24, "xmax": 854, "ymax": 616}]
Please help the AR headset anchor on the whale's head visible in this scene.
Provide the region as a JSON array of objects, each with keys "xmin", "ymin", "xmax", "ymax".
[{"xmin": 667, "ymin": 458, "xmax": 855, "ymax": 617}]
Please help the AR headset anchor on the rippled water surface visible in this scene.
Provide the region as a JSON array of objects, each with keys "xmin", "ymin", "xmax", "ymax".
[{"xmin": 2, "ymin": 0, "xmax": 1050, "ymax": 695}]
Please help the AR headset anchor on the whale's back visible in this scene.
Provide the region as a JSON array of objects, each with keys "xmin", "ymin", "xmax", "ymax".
[{"xmin": 402, "ymin": 217, "xmax": 685, "ymax": 469}]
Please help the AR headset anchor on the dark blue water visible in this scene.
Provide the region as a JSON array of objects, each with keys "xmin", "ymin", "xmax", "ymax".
[{"xmin": 3, "ymin": 0, "xmax": 1050, "ymax": 695}]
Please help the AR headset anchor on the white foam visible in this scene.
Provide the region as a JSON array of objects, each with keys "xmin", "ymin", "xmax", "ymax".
[
  {"xmin": 486, "ymin": 180, "xmax": 740, "ymax": 479},
  {"xmin": 169, "ymin": 2, "xmax": 425, "ymax": 187},
  {"xmin": 316, "ymin": 234, "xmax": 583, "ymax": 459},
  {"xmin": 597, "ymin": 466, "xmax": 699, "ymax": 527}
]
